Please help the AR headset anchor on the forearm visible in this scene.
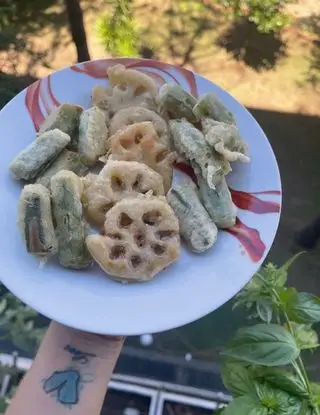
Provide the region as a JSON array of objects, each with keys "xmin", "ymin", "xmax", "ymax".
[{"xmin": 6, "ymin": 322, "xmax": 124, "ymax": 415}]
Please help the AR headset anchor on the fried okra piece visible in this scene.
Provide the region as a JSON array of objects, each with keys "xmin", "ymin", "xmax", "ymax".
[
  {"xmin": 39, "ymin": 103, "xmax": 83, "ymax": 149},
  {"xmin": 10, "ymin": 129, "xmax": 71, "ymax": 181},
  {"xmin": 35, "ymin": 150, "xmax": 88, "ymax": 189},
  {"xmin": 193, "ymin": 93, "xmax": 235, "ymax": 124},
  {"xmin": 157, "ymin": 84, "xmax": 197, "ymax": 123},
  {"xmin": 202, "ymin": 118, "xmax": 249, "ymax": 163},
  {"xmin": 17, "ymin": 184, "xmax": 57, "ymax": 257},
  {"xmin": 198, "ymin": 176, "xmax": 237, "ymax": 229},
  {"xmin": 78, "ymin": 107, "xmax": 108, "ymax": 166},
  {"xmin": 51, "ymin": 170, "xmax": 92, "ymax": 269},
  {"xmin": 169, "ymin": 119, "xmax": 231, "ymax": 189},
  {"xmin": 167, "ymin": 178, "xmax": 218, "ymax": 253}
]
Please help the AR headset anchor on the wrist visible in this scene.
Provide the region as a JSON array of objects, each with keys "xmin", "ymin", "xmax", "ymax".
[{"xmin": 48, "ymin": 321, "xmax": 125, "ymax": 360}]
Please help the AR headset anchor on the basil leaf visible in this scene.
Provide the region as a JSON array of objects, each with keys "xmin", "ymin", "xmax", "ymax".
[
  {"xmin": 279, "ymin": 287, "xmax": 297, "ymax": 306},
  {"xmin": 256, "ymin": 299, "xmax": 273, "ymax": 323},
  {"xmin": 222, "ymin": 324, "xmax": 300, "ymax": 366},
  {"xmin": 254, "ymin": 383, "xmax": 302, "ymax": 415},
  {"xmin": 259, "ymin": 368, "xmax": 308, "ymax": 398},
  {"xmin": 222, "ymin": 396, "xmax": 268, "ymax": 415},
  {"xmin": 221, "ymin": 361, "xmax": 256, "ymax": 397},
  {"xmin": 287, "ymin": 292, "xmax": 320, "ymax": 324}
]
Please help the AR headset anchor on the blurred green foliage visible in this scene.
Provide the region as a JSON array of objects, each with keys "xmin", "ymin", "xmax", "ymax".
[
  {"xmin": 96, "ymin": 0, "xmax": 140, "ymax": 57},
  {"xmin": 0, "ymin": 285, "xmax": 44, "ymax": 413},
  {"xmin": 96, "ymin": 0, "xmax": 291, "ymax": 58},
  {"xmin": 221, "ymin": 0, "xmax": 291, "ymax": 33},
  {"xmin": 0, "ymin": 288, "xmax": 44, "ymax": 352}
]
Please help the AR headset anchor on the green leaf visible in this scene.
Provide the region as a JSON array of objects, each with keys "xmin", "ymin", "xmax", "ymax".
[
  {"xmin": 0, "ymin": 298, "xmax": 7, "ymax": 314},
  {"xmin": 0, "ymin": 397, "xmax": 7, "ymax": 412},
  {"xmin": 222, "ymin": 395, "xmax": 268, "ymax": 415},
  {"xmin": 279, "ymin": 287, "xmax": 297, "ymax": 307},
  {"xmin": 254, "ymin": 383, "xmax": 302, "ymax": 414},
  {"xmin": 256, "ymin": 299, "xmax": 273, "ymax": 323},
  {"xmin": 289, "ymin": 322, "xmax": 319, "ymax": 350},
  {"xmin": 221, "ymin": 361, "xmax": 256, "ymax": 397},
  {"xmin": 287, "ymin": 292, "xmax": 320, "ymax": 324},
  {"xmin": 222, "ymin": 324, "xmax": 300, "ymax": 366},
  {"xmin": 258, "ymin": 368, "xmax": 308, "ymax": 398},
  {"xmin": 311, "ymin": 382, "xmax": 320, "ymax": 397}
]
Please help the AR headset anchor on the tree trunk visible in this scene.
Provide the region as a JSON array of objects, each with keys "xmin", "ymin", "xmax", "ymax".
[{"xmin": 64, "ymin": 0, "xmax": 90, "ymax": 63}]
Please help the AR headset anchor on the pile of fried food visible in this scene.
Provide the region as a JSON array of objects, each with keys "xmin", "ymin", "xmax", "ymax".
[{"xmin": 9, "ymin": 64, "xmax": 250, "ymax": 283}]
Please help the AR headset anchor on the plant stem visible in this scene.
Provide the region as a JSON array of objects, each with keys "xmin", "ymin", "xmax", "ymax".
[{"xmin": 256, "ymin": 273, "xmax": 320, "ymax": 415}]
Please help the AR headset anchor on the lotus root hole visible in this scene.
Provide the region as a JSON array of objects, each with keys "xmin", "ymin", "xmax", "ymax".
[
  {"xmin": 106, "ymin": 233, "xmax": 123, "ymax": 240},
  {"xmin": 152, "ymin": 244, "xmax": 166, "ymax": 255},
  {"xmin": 119, "ymin": 212, "xmax": 133, "ymax": 228},
  {"xmin": 118, "ymin": 83, "xmax": 127, "ymax": 91},
  {"xmin": 134, "ymin": 232, "xmax": 146, "ymax": 248},
  {"xmin": 131, "ymin": 255, "xmax": 142, "ymax": 268},
  {"xmin": 135, "ymin": 86, "xmax": 146, "ymax": 95},
  {"xmin": 110, "ymin": 245, "xmax": 126, "ymax": 260},
  {"xmin": 120, "ymin": 136, "xmax": 133, "ymax": 149},
  {"xmin": 156, "ymin": 149, "xmax": 169, "ymax": 163},
  {"xmin": 111, "ymin": 175, "xmax": 125, "ymax": 191},
  {"xmin": 135, "ymin": 133, "xmax": 143, "ymax": 144},
  {"xmin": 142, "ymin": 210, "xmax": 161, "ymax": 226},
  {"xmin": 156, "ymin": 230, "xmax": 175, "ymax": 240}
]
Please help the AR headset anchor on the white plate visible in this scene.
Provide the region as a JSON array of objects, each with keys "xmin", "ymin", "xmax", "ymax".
[{"xmin": 0, "ymin": 58, "xmax": 281, "ymax": 335}]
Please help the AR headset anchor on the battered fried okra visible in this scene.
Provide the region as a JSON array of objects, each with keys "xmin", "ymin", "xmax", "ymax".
[
  {"xmin": 17, "ymin": 184, "xmax": 57, "ymax": 257},
  {"xmin": 36, "ymin": 150, "xmax": 88, "ymax": 189},
  {"xmin": 167, "ymin": 178, "xmax": 218, "ymax": 253},
  {"xmin": 10, "ymin": 129, "xmax": 71, "ymax": 181},
  {"xmin": 51, "ymin": 170, "xmax": 92, "ymax": 269}
]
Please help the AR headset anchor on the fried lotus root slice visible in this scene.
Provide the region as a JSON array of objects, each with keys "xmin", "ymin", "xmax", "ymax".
[
  {"xmin": 10, "ymin": 129, "xmax": 71, "ymax": 181},
  {"xmin": 157, "ymin": 83, "xmax": 197, "ymax": 124},
  {"xmin": 193, "ymin": 93, "xmax": 235, "ymax": 125},
  {"xmin": 51, "ymin": 170, "xmax": 92, "ymax": 269},
  {"xmin": 109, "ymin": 106, "xmax": 170, "ymax": 147},
  {"xmin": 83, "ymin": 160, "xmax": 165, "ymax": 227},
  {"xmin": 38, "ymin": 103, "xmax": 83, "ymax": 149},
  {"xmin": 91, "ymin": 85, "xmax": 111, "ymax": 122},
  {"xmin": 201, "ymin": 118, "xmax": 249, "ymax": 163},
  {"xmin": 36, "ymin": 150, "xmax": 88, "ymax": 189},
  {"xmin": 108, "ymin": 64, "xmax": 158, "ymax": 99},
  {"xmin": 86, "ymin": 197, "xmax": 180, "ymax": 283},
  {"xmin": 18, "ymin": 184, "xmax": 57, "ymax": 257},
  {"xmin": 169, "ymin": 119, "xmax": 231, "ymax": 189},
  {"xmin": 95, "ymin": 64, "xmax": 158, "ymax": 117},
  {"xmin": 78, "ymin": 107, "xmax": 108, "ymax": 166},
  {"xmin": 167, "ymin": 177, "xmax": 218, "ymax": 253},
  {"xmin": 106, "ymin": 122, "xmax": 176, "ymax": 192}
]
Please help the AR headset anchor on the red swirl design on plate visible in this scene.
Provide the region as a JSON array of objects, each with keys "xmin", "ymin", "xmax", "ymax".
[
  {"xmin": 173, "ymin": 161, "xmax": 281, "ymax": 262},
  {"xmin": 230, "ymin": 189, "xmax": 281, "ymax": 214},
  {"xmin": 70, "ymin": 58, "xmax": 198, "ymax": 97},
  {"xmin": 25, "ymin": 75, "xmax": 60, "ymax": 132},
  {"xmin": 25, "ymin": 80, "xmax": 43, "ymax": 132},
  {"xmin": 225, "ymin": 218, "xmax": 266, "ymax": 263}
]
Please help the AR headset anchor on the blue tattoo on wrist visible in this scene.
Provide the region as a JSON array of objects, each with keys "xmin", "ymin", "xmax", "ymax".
[
  {"xmin": 43, "ymin": 344, "xmax": 96, "ymax": 408},
  {"xmin": 43, "ymin": 368, "xmax": 80, "ymax": 405}
]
